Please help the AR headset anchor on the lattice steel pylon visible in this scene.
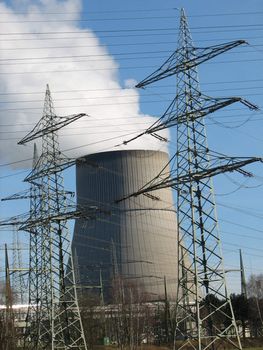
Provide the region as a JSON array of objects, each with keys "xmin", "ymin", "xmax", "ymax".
[
  {"xmin": 20, "ymin": 85, "xmax": 87, "ymax": 350},
  {"xmin": 116, "ymin": 8, "xmax": 261, "ymax": 350},
  {"xmin": 174, "ymin": 11, "xmax": 241, "ymax": 349}
]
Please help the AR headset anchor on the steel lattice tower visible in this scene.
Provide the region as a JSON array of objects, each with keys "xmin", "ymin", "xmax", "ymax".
[
  {"xmin": 174, "ymin": 10, "xmax": 241, "ymax": 349},
  {"xmin": 114, "ymin": 8, "xmax": 263, "ymax": 349},
  {"xmin": 21, "ymin": 86, "xmax": 87, "ymax": 350}
]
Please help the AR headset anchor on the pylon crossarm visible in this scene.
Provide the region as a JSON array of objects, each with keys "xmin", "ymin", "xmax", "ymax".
[
  {"xmin": 18, "ymin": 204, "xmax": 103, "ymax": 232},
  {"xmin": 24, "ymin": 157, "xmax": 76, "ymax": 182},
  {"xmin": 153, "ymin": 95, "xmax": 258, "ymax": 132},
  {"xmin": 116, "ymin": 156, "xmax": 262, "ymax": 201},
  {"xmin": 18, "ymin": 113, "xmax": 88, "ymax": 145},
  {"xmin": 1, "ymin": 188, "xmax": 41, "ymax": 201},
  {"xmin": 121, "ymin": 95, "xmax": 258, "ymax": 146},
  {"xmin": 0, "ymin": 213, "xmax": 29, "ymax": 227},
  {"xmin": 136, "ymin": 40, "xmax": 246, "ymax": 88}
]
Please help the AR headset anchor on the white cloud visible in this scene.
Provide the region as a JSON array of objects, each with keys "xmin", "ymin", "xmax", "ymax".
[{"xmin": 0, "ymin": 0, "xmax": 168, "ymax": 169}]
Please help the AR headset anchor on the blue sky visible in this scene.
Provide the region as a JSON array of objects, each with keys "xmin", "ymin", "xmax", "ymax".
[{"xmin": 0, "ymin": 0, "xmax": 263, "ymax": 294}]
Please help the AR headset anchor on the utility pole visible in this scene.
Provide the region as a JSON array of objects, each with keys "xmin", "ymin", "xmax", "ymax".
[{"xmin": 117, "ymin": 8, "xmax": 263, "ymax": 350}]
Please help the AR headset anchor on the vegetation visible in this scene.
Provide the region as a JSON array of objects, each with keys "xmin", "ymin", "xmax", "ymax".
[{"xmin": 1, "ymin": 274, "xmax": 263, "ymax": 349}]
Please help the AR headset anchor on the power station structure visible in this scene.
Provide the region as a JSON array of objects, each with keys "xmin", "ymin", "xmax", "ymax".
[{"xmin": 72, "ymin": 149, "xmax": 178, "ymax": 301}]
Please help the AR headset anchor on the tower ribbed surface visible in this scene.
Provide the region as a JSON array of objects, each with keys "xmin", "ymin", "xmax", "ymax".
[{"xmin": 72, "ymin": 150, "xmax": 178, "ymax": 301}]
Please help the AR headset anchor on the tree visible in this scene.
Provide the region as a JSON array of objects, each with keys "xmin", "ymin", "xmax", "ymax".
[
  {"xmin": 230, "ymin": 293, "xmax": 249, "ymax": 339},
  {"xmin": 247, "ymin": 274, "xmax": 263, "ymax": 337}
]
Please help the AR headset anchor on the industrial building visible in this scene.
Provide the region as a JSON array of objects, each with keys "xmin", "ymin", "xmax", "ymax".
[{"xmin": 72, "ymin": 149, "xmax": 178, "ymax": 302}]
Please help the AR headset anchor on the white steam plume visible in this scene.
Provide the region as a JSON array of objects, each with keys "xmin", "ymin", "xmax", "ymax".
[{"xmin": 0, "ymin": 0, "xmax": 169, "ymax": 169}]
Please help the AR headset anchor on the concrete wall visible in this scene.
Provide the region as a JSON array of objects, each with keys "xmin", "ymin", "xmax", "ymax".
[{"xmin": 72, "ymin": 150, "xmax": 178, "ymax": 301}]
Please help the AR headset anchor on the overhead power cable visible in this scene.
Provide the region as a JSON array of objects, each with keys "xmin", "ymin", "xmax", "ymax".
[
  {"xmin": 1, "ymin": 34, "xmax": 263, "ymax": 43},
  {"xmin": 0, "ymin": 8, "xmax": 174, "ymax": 16},
  {"xmin": 2, "ymin": 42, "xmax": 260, "ymax": 62},
  {"xmin": 0, "ymin": 15, "xmax": 181, "ymax": 24},
  {"xmin": 0, "ymin": 52, "xmax": 260, "ymax": 68},
  {"xmin": 1, "ymin": 43, "xmax": 262, "ymax": 53},
  {"xmin": 0, "ymin": 78, "xmax": 262, "ymax": 96},
  {"xmin": 0, "ymin": 9, "xmax": 262, "ymax": 16},
  {"xmin": 2, "ymin": 118, "xmax": 262, "ymax": 141},
  {"xmin": 1, "ymin": 109, "xmax": 261, "ymax": 129},
  {"xmin": 0, "ymin": 85, "xmax": 263, "ymax": 105},
  {"xmin": 0, "ymin": 129, "xmax": 149, "ymax": 168},
  {"xmin": 0, "ymin": 59, "xmax": 261, "ymax": 77},
  {"xmin": 0, "ymin": 98, "xmax": 172, "ymax": 111},
  {"xmin": 1, "ymin": 22, "xmax": 263, "ymax": 29},
  {"xmin": 0, "ymin": 97, "xmax": 262, "ymax": 114},
  {"xmin": 2, "ymin": 23, "xmax": 263, "ymax": 36}
]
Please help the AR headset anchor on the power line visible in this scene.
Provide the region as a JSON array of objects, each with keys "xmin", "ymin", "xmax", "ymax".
[
  {"xmin": 0, "ymin": 15, "xmax": 181, "ymax": 24},
  {"xmin": 0, "ymin": 112, "xmax": 262, "ymax": 136},
  {"xmin": 0, "ymin": 78, "xmax": 261, "ymax": 97},
  {"xmin": 0, "ymin": 130, "xmax": 145, "ymax": 168},
  {"xmin": 0, "ymin": 9, "xmax": 261, "ymax": 17},
  {"xmin": 0, "ymin": 98, "xmax": 171, "ymax": 111},
  {"xmin": 0, "ymin": 50, "xmax": 171, "ymax": 61},
  {"xmin": 0, "ymin": 34, "xmax": 263, "ymax": 43},
  {"xmin": 0, "ymin": 85, "xmax": 263, "ymax": 105},
  {"xmin": 3, "ymin": 42, "xmax": 261, "ymax": 63},
  {"xmin": 0, "ymin": 97, "xmax": 262, "ymax": 114},
  {"xmin": 0, "ymin": 41, "xmax": 179, "ymax": 51},
  {"xmin": 2, "ymin": 23, "xmax": 263, "ymax": 36},
  {"xmin": 1, "ymin": 22, "xmax": 263, "ymax": 29},
  {"xmin": 0, "ymin": 58, "xmax": 261, "ymax": 76},
  {"xmin": 0, "ymin": 170, "xmax": 29, "ymax": 179},
  {"xmin": 2, "ymin": 43, "xmax": 262, "ymax": 53},
  {"xmin": 0, "ymin": 51, "xmax": 260, "ymax": 68}
]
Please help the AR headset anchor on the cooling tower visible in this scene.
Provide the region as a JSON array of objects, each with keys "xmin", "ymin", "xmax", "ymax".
[{"xmin": 72, "ymin": 149, "xmax": 178, "ymax": 302}]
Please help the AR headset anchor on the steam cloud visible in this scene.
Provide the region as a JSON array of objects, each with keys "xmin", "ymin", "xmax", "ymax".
[{"xmin": 0, "ymin": 0, "xmax": 168, "ymax": 169}]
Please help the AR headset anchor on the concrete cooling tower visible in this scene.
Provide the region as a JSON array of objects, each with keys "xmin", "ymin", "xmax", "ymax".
[{"xmin": 72, "ymin": 149, "xmax": 178, "ymax": 302}]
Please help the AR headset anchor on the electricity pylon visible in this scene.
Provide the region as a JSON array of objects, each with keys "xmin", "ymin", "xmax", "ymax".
[
  {"xmin": 168, "ymin": 13, "xmax": 243, "ymax": 349},
  {"xmin": 117, "ymin": 8, "xmax": 263, "ymax": 350},
  {"xmin": 18, "ymin": 85, "xmax": 88, "ymax": 350}
]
